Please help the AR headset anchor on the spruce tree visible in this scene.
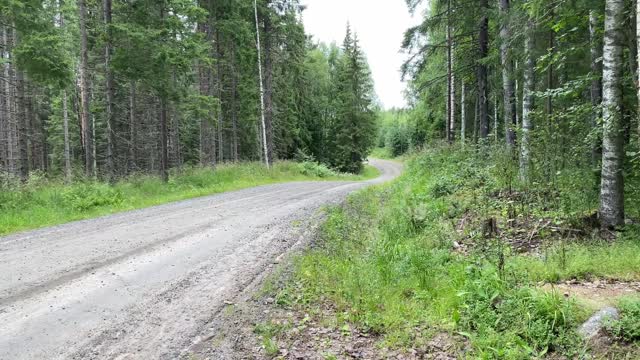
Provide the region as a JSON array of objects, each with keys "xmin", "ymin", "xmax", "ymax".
[{"xmin": 332, "ymin": 26, "xmax": 376, "ymax": 173}]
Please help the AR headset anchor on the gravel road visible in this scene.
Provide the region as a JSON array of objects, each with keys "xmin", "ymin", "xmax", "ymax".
[{"xmin": 0, "ymin": 159, "xmax": 402, "ymax": 360}]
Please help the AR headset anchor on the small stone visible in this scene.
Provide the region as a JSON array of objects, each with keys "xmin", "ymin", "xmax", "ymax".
[{"xmin": 579, "ymin": 307, "xmax": 619, "ymax": 339}]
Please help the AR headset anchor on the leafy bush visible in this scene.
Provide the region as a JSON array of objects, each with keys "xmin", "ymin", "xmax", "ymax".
[
  {"xmin": 0, "ymin": 190, "xmax": 33, "ymax": 211},
  {"xmin": 296, "ymin": 161, "xmax": 337, "ymax": 178},
  {"xmin": 430, "ymin": 177, "xmax": 457, "ymax": 198},
  {"xmin": 62, "ymin": 183, "xmax": 124, "ymax": 211}
]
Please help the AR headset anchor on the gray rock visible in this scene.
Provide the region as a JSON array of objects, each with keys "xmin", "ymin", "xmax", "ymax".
[{"xmin": 578, "ymin": 307, "xmax": 619, "ymax": 339}]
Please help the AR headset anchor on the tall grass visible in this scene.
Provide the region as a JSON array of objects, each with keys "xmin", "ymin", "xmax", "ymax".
[
  {"xmin": 276, "ymin": 146, "xmax": 640, "ymax": 357},
  {"xmin": 0, "ymin": 161, "xmax": 378, "ymax": 235}
]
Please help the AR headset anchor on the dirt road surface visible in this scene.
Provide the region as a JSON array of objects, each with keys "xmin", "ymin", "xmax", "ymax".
[{"xmin": 0, "ymin": 159, "xmax": 402, "ymax": 360}]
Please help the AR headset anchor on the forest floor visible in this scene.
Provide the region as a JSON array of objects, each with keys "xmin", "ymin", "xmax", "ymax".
[
  {"xmin": 0, "ymin": 161, "xmax": 378, "ymax": 235},
  {"xmin": 193, "ymin": 147, "xmax": 640, "ymax": 359},
  {"xmin": 0, "ymin": 159, "xmax": 401, "ymax": 360}
]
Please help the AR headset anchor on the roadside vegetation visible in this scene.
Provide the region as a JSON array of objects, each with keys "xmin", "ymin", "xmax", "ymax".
[
  {"xmin": 0, "ymin": 161, "xmax": 378, "ymax": 236},
  {"xmin": 258, "ymin": 146, "xmax": 640, "ymax": 358}
]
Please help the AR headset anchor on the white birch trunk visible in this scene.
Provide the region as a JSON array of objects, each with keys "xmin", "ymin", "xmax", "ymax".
[
  {"xmin": 520, "ymin": 19, "xmax": 535, "ymax": 181},
  {"xmin": 254, "ymin": 0, "xmax": 269, "ymax": 167},
  {"xmin": 461, "ymin": 81, "xmax": 466, "ymax": 145},
  {"xmin": 450, "ymin": 37, "xmax": 456, "ymax": 142},
  {"xmin": 599, "ymin": 0, "xmax": 625, "ymax": 228},
  {"xmin": 590, "ymin": 10, "xmax": 603, "ymax": 164},
  {"xmin": 499, "ymin": 0, "xmax": 516, "ymax": 148}
]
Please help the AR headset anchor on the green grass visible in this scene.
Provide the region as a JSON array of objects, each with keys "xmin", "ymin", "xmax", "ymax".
[
  {"xmin": 273, "ymin": 146, "xmax": 640, "ymax": 358},
  {"xmin": 0, "ymin": 161, "xmax": 379, "ymax": 236},
  {"xmin": 512, "ymin": 236, "xmax": 640, "ymax": 282},
  {"xmin": 605, "ymin": 297, "xmax": 640, "ymax": 342}
]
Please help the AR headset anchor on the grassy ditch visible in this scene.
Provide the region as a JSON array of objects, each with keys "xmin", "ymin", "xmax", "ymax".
[{"xmin": 0, "ymin": 161, "xmax": 378, "ymax": 235}]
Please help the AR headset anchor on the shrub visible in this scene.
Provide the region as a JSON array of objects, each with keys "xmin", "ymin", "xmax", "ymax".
[
  {"xmin": 297, "ymin": 161, "xmax": 337, "ymax": 178},
  {"xmin": 62, "ymin": 183, "xmax": 124, "ymax": 211}
]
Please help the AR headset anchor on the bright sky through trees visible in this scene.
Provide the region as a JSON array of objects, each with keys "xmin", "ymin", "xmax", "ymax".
[{"xmin": 301, "ymin": 0, "xmax": 418, "ymax": 109}]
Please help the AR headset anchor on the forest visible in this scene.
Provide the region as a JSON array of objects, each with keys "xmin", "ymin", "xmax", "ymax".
[
  {"xmin": 2, "ymin": 0, "xmax": 640, "ymax": 358},
  {"xmin": 386, "ymin": 0, "xmax": 640, "ymax": 230},
  {"xmin": 0, "ymin": 0, "xmax": 377, "ymax": 184},
  {"xmin": 244, "ymin": 0, "xmax": 640, "ymax": 358}
]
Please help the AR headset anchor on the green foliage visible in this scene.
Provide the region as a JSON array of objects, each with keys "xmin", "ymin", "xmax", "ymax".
[
  {"xmin": 296, "ymin": 161, "xmax": 337, "ymax": 178},
  {"xmin": 61, "ymin": 183, "xmax": 124, "ymax": 211},
  {"xmin": 377, "ymin": 109, "xmax": 417, "ymax": 157},
  {"xmin": 279, "ymin": 146, "xmax": 640, "ymax": 357},
  {"xmin": 0, "ymin": 161, "xmax": 377, "ymax": 235},
  {"xmin": 606, "ymin": 298, "xmax": 640, "ymax": 342},
  {"xmin": 328, "ymin": 26, "xmax": 378, "ymax": 174}
]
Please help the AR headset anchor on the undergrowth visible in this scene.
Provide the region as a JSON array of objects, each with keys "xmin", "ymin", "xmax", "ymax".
[
  {"xmin": 274, "ymin": 145, "xmax": 640, "ymax": 358},
  {"xmin": 0, "ymin": 161, "xmax": 378, "ymax": 235}
]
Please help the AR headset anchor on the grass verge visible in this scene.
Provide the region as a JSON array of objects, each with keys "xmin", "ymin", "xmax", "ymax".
[
  {"xmin": 0, "ymin": 161, "xmax": 379, "ymax": 236},
  {"xmin": 269, "ymin": 146, "xmax": 640, "ymax": 358}
]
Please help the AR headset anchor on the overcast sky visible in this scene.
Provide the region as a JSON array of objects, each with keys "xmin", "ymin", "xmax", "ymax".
[{"xmin": 301, "ymin": 0, "xmax": 419, "ymax": 110}]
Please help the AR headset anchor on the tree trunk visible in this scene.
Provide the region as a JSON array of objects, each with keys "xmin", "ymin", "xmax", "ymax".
[
  {"xmin": 14, "ymin": 31, "xmax": 29, "ymax": 182},
  {"xmin": 599, "ymin": 0, "xmax": 626, "ymax": 228},
  {"xmin": 494, "ymin": 95, "xmax": 499, "ymax": 142},
  {"xmin": 590, "ymin": 10, "xmax": 603, "ymax": 165},
  {"xmin": 231, "ymin": 46, "xmax": 239, "ymax": 162},
  {"xmin": 262, "ymin": 5, "xmax": 274, "ymax": 165},
  {"xmin": 478, "ymin": 0, "xmax": 489, "ymax": 140},
  {"xmin": 515, "ymin": 60, "xmax": 519, "ymax": 128},
  {"xmin": 63, "ymin": 90, "xmax": 71, "ymax": 180},
  {"xmin": 474, "ymin": 89, "xmax": 479, "ymax": 143},
  {"xmin": 104, "ymin": 0, "xmax": 115, "ymax": 180},
  {"xmin": 254, "ymin": 0, "xmax": 270, "ymax": 167},
  {"xmin": 78, "ymin": 0, "xmax": 94, "ymax": 177},
  {"xmin": 198, "ymin": 15, "xmax": 216, "ymax": 167},
  {"xmin": 447, "ymin": 0, "xmax": 454, "ymax": 143},
  {"xmin": 461, "ymin": 81, "xmax": 466, "ymax": 145},
  {"xmin": 499, "ymin": 0, "xmax": 516, "ymax": 148},
  {"xmin": 5, "ymin": 27, "xmax": 16, "ymax": 175},
  {"xmin": 0, "ymin": 27, "xmax": 9, "ymax": 172},
  {"xmin": 129, "ymin": 81, "xmax": 137, "ymax": 172},
  {"xmin": 215, "ymin": 29, "xmax": 224, "ymax": 163},
  {"xmin": 159, "ymin": 97, "xmax": 169, "ymax": 183},
  {"xmin": 450, "ymin": 38, "xmax": 456, "ymax": 143},
  {"xmin": 546, "ymin": 13, "xmax": 555, "ymax": 118},
  {"xmin": 637, "ymin": 0, "xmax": 640, "ymax": 146},
  {"xmin": 520, "ymin": 19, "xmax": 535, "ymax": 181}
]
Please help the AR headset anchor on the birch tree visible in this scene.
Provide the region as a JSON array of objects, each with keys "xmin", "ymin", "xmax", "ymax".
[
  {"xmin": 499, "ymin": 0, "xmax": 516, "ymax": 148},
  {"xmin": 599, "ymin": 0, "xmax": 626, "ymax": 228},
  {"xmin": 254, "ymin": 0, "xmax": 270, "ymax": 167},
  {"xmin": 520, "ymin": 18, "xmax": 535, "ymax": 181},
  {"xmin": 590, "ymin": 10, "xmax": 603, "ymax": 164}
]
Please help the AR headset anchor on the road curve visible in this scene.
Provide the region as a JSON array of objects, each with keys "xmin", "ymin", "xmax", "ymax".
[{"xmin": 0, "ymin": 159, "xmax": 402, "ymax": 360}]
